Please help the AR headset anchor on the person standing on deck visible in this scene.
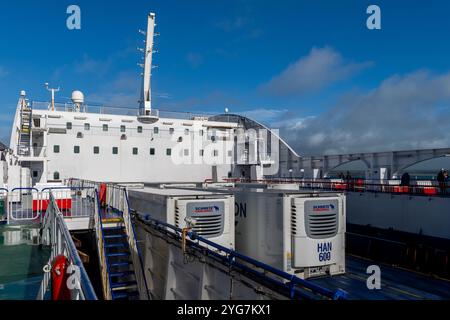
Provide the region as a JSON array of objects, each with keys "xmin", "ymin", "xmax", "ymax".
[
  {"xmin": 444, "ymin": 170, "xmax": 449, "ymax": 195},
  {"xmin": 437, "ymin": 169, "xmax": 446, "ymax": 194}
]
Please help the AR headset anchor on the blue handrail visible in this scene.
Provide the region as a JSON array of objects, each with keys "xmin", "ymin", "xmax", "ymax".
[{"xmin": 138, "ymin": 213, "xmax": 348, "ymax": 300}]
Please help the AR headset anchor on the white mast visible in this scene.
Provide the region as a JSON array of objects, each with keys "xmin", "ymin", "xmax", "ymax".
[
  {"xmin": 139, "ymin": 12, "xmax": 156, "ymax": 116},
  {"xmin": 45, "ymin": 82, "xmax": 60, "ymax": 111}
]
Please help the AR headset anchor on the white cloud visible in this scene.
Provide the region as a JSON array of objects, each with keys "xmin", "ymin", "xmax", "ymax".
[
  {"xmin": 261, "ymin": 47, "xmax": 372, "ymax": 96},
  {"xmin": 279, "ymin": 70, "xmax": 450, "ymax": 155}
]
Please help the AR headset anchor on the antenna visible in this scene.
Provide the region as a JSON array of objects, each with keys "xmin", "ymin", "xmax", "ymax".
[
  {"xmin": 45, "ymin": 82, "xmax": 60, "ymax": 111},
  {"xmin": 139, "ymin": 12, "xmax": 157, "ymax": 116}
]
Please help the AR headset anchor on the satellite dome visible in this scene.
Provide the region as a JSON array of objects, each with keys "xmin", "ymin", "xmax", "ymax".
[{"xmin": 71, "ymin": 90, "xmax": 85, "ymax": 104}]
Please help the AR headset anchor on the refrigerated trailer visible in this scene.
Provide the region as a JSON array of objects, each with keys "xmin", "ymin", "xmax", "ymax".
[{"xmin": 229, "ymin": 187, "xmax": 346, "ymax": 279}]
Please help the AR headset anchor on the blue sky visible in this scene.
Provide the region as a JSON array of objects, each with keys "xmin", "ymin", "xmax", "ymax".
[{"xmin": 1, "ymin": 0, "xmax": 450, "ymax": 155}]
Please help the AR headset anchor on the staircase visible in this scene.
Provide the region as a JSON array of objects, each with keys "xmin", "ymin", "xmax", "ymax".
[
  {"xmin": 18, "ymin": 104, "xmax": 32, "ymax": 156},
  {"xmin": 101, "ymin": 218, "xmax": 140, "ymax": 300}
]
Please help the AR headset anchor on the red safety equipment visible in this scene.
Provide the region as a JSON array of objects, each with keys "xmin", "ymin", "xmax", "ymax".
[
  {"xmin": 99, "ymin": 183, "xmax": 107, "ymax": 207},
  {"xmin": 51, "ymin": 255, "xmax": 71, "ymax": 300}
]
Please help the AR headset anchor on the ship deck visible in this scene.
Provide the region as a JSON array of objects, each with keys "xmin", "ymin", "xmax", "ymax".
[
  {"xmin": 311, "ymin": 255, "xmax": 450, "ymax": 300},
  {"xmin": 0, "ymin": 225, "xmax": 50, "ymax": 300}
]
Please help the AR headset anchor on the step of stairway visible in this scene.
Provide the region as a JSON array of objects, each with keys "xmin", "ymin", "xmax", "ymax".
[
  {"xmin": 111, "ymin": 280, "xmax": 137, "ymax": 290},
  {"xmin": 110, "ymin": 270, "xmax": 135, "ymax": 278},
  {"xmin": 111, "ymin": 290, "xmax": 139, "ymax": 300}
]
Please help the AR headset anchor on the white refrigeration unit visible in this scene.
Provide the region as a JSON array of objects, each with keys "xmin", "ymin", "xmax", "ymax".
[
  {"xmin": 231, "ymin": 188, "xmax": 346, "ymax": 279},
  {"xmin": 128, "ymin": 186, "xmax": 235, "ymax": 249}
]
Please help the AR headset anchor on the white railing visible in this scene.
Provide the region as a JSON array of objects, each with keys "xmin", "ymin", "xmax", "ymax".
[
  {"xmin": 7, "ymin": 187, "xmax": 94, "ymax": 223},
  {"xmin": 37, "ymin": 191, "xmax": 97, "ymax": 300}
]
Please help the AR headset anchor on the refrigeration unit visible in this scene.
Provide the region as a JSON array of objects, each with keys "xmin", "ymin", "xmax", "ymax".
[
  {"xmin": 232, "ymin": 188, "xmax": 346, "ymax": 279},
  {"xmin": 128, "ymin": 186, "xmax": 235, "ymax": 249}
]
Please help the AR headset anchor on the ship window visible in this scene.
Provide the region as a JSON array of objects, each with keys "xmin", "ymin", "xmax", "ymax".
[
  {"xmin": 184, "ymin": 129, "xmax": 189, "ymax": 135},
  {"xmin": 74, "ymin": 146, "xmax": 80, "ymax": 154},
  {"xmin": 199, "ymin": 130, "xmax": 204, "ymax": 136},
  {"xmin": 213, "ymin": 150, "xmax": 219, "ymax": 157},
  {"xmin": 53, "ymin": 145, "xmax": 60, "ymax": 153},
  {"xmin": 138, "ymin": 126, "xmax": 143, "ymax": 133},
  {"xmin": 184, "ymin": 149, "xmax": 189, "ymax": 156},
  {"xmin": 32, "ymin": 171, "xmax": 38, "ymax": 178},
  {"xmin": 66, "ymin": 122, "xmax": 72, "ymax": 130},
  {"xmin": 94, "ymin": 146, "xmax": 100, "ymax": 154},
  {"xmin": 166, "ymin": 148, "xmax": 172, "ymax": 156},
  {"xmin": 177, "ymin": 137, "xmax": 183, "ymax": 143},
  {"xmin": 120, "ymin": 125, "xmax": 126, "ymax": 133},
  {"xmin": 103, "ymin": 124, "xmax": 108, "ymax": 132},
  {"xmin": 200, "ymin": 150, "xmax": 204, "ymax": 157},
  {"xmin": 211, "ymin": 136, "xmax": 216, "ymax": 142},
  {"xmin": 154, "ymin": 127, "xmax": 159, "ymax": 134},
  {"xmin": 112, "ymin": 147, "xmax": 118, "ymax": 155},
  {"xmin": 77, "ymin": 132, "xmax": 83, "ymax": 139},
  {"xmin": 84, "ymin": 123, "xmax": 90, "ymax": 131},
  {"xmin": 121, "ymin": 134, "xmax": 127, "ymax": 140},
  {"xmin": 150, "ymin": 148, "xmax": 155, "ymax": 155},
  {"xmin": 133, "ymin": 147, "xmax": 138, "ymax": 155},
  {"xmin": 54, "ymin": 172, "xmax": 60, "ymax": 180},
  {"xmin": 169, "ymin": 128, "xmax": 174, "ymax": 134}
]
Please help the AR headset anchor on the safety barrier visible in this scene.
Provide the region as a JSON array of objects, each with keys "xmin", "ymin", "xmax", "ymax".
[
  {"xmin": 37, "ymin": 191, "xmax": 97, "ymax": 300},
  {"xmin": 137, "ymin": 213, "xmax": 347, "ymax": 300},
  {"xmin": 8, "ymin": 188, "xmax": 41, "ymax": 221},
  {"xmin": 224, "ymin": 178, "xmax": 450, "ymax": 197},
  {"xmin": 4, "ymin": 186, "xmax": 95, "ymax": 224}
]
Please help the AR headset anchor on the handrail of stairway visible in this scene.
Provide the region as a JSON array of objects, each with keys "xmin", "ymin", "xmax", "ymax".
[
  {"xmin": 136, "ymin": 213, "xmax": 347, "ymax": 300},
  {"xmin": 37, "ymin": 191, "xmax": 97, "ymax": 300},
  {"xmin": 94, "ymin": 189, "xmax": 112, "ymax": 300},
  {"xmin": 123, "ymin": 188, "xmax": 151, "ymax": 300}
]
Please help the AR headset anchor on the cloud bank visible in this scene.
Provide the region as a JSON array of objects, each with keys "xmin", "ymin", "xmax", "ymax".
[
  {"xmin": 261, "ymin": 47, "xmax": 372, "ymax": 97},
  {"xmin": 274, "ymin": 70, "xmax": 450, "ymax": 155}
]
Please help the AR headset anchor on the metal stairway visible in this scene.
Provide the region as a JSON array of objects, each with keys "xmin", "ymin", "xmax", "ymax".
[
  {"xmin": 102, "ymin": 219, "xmax": 140, "ymax": 300},
  {"xmin": 18, "ymin": 103, "xmax": 32, "ymax": 156}
]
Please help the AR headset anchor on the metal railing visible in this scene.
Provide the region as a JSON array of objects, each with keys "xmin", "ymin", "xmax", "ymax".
[
  {"xmin": 37, "ymin": 191, "xmax": 97, "ymax": 300},
  {"xmin": 137, "ymin": 213, "xmax": 347, "ymax": 300},
  {"xmin": 223, "ymin": 178, "xmax": 450, "ymax": 197},
  {"xmin": 8, "ymin": 187, "xmax": 41, "ymax": 221},
  {"xmin": 6, "ymin": 186, "xmax": 95, "ymax": 223},
  {"xmin": 93, "ymin": 189, "xmax": 112, "ymax": 300}
]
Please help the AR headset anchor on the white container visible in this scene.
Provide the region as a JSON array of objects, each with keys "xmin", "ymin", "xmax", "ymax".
[
  {"xmin": 233, "ymin": 188, "xmax": 346, "ymax": 279},
  {"xmin": 128, "ymin": 187, "xmax": 235, "ymax": 250}
]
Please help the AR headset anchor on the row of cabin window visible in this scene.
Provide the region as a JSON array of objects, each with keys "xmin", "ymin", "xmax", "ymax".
[
  {"xmin": 53, "ymin": 145, "xmax": 223, "ymax": 156},
  {"xmin": 66, "ymin": 122, "xmax": 201, "ymax": 136}
]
